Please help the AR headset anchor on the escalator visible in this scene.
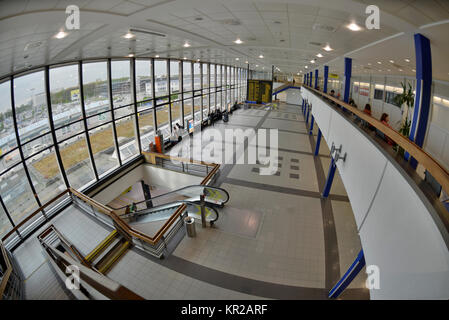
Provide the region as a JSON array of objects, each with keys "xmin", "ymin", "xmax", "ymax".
[{"xmin": 110, "ymin": 185, "xmax": 230, "ymax": 225}]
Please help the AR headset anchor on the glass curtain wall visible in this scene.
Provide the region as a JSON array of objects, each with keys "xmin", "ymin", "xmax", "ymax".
[{"xmin": 0, "ymin": 57, "xmax": 246, "ymax": 241}]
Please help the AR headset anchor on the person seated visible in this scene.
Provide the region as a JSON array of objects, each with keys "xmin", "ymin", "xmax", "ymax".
[
  {"xmin": 380, "ymin": 113, "xmax": 395, "ymax": 146},
  {"xmin": 363, "ymin": 104, "xmax": 372, "ymax": 116},
  {"xmin": 329, "ymin": 89, "xmax": 335, "ymax": 97},
  {"xmin": 362, "ymin": 104, "xmax": 374, "ymax": 130}
]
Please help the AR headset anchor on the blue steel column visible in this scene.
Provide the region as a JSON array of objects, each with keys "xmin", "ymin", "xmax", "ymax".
[
  {"xmin": 408, "ymin": 33, "xmax": 432, "ymax": 169},
  {"xmin": 343, "ymin": 57, "xmax": 352, "ymax": 103},
  {"xmin": 322, "ymin": 157, "xmax": 337, "ymax": 198},
  {"xmin": 323, "ymin": 66, "xmax": 329, "ymax": 93},
  {"xmin": 329, "ymin": 250, "xmax": 366, "ymax": 299},
  {"xmin": 315, "ymin": 69, "xmax": 318, "ymax": 89},
  {"xmin": 314, "ymin": 129, "xmax": 322, "ymax": 156},
  {"xmin": 309, "ymin": 71, "xmax": 313, "ymax": 87},
  {"xmin": 306, "ymin": 102, "xmax": 310, "ymax": 124},
  {"xmin": 306, "ymin": 73, "xmax": 309, "ymax": 86},
  {"xmin": 309, "ymin": 115, "xmax": 314, "ymax": 134}
]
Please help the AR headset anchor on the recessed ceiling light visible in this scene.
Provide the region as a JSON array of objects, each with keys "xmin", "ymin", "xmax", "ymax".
[
  {"xmin": 399, "ymin": 68, "xmax": 403, "ymax": 71},
  {"xmin": 412, "ymin": 69, "xmax": 416, "ymax": 72},
  {"xmin": 255, "ymin": 64, "xmax": 259, "ymax": 67},
  {"xmin": 310, "ymin": 59, "xmax": 316, "ymax": 63},
  {"xmin": 368, "ymin": 63, "xmax": 372, "ymax": 66},
  {"xmin": 316, "ymin": 53, "xmax": 323, "ymax": 58},
  {"xmin": 389, "ymin": 60, "xmax": 394, "ymax": 63},
  {"xmin": 155, "ymin": 55, "xmax": 159, "ymax": 58},
  {"xmin": 183, "ymin": 57, "xmax": 187, "ymax": 60},
  {"xmin": 234, "ymin": 38, "xmax": 243, "ymax": 44},
  {"xmin": 54, "ymin": 31, "xmax": 68, "ymax": 39},
  {"xmin": 377, "ymin": 61, "xmax": 382, "ymax": 64},
  {"xmin": 404, "ymin": 58, "xmax": 410, "ymax": 62},
  {"xmin": 123, "ymin": 32, "xmax": 135, "ymax": 39},
  {"xmin": 259, "ymin": 55, "xmax": 264, "ymax": 58},
  {"xmin": 323, "ymin": 45, "xmax": 333, "ymax": 51},
  {"xmin": 183, "ymin": 42, "xmax": 191, "ymax": 47},
  {"xmin": 197, "ymin": 59, "xmax": 200, "ymax": 62},
  {"xmin": 128, "ymin": 53, "xmax": 135, "ymax": 57},
  {"xmin": 305, "ymin": 66, "xmax": 308, "ymax": 69},
  {"xmin": 347, "ymin": 22, "xmax": 362, "ymax": 31},
  {"xmin": 245, "ymin": 61, "xmax": 248, "ymax": 64},
  {"xmin": 235, "ymin": 58, "xmax": 239, "ymax": 61}
]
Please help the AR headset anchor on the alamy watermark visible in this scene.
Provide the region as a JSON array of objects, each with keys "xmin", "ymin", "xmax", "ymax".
[
  {"xmin": 65, "ymin": 5, "xmax": 80, "ymax": 30},
  {"xmin": 65, "ymin": 265, "xmax": 80, "ymax": 290},
  {"xmin": 365, "ymin": 5, "xmax": 380, "ymax": 30},
  {"xmin": 169, "ymin": 128, "xmax": 279, "ymax": 176}
]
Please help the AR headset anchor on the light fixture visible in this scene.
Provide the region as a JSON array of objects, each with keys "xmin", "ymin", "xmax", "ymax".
[
  {"xmin": 234, "ymin": 38, "xmax": 243, "ymax": 44},
  {"xmin": 305, "ymin": 65, "xmax": 308, "ymax": 69},
  {"xmin": 123, "ymin": 32, "xmax": 135, "ymax": 39},
  {"xmin": 399, "ymin": 68, "xmax": 403, "ymax": 71},
  {"xmin": 412, "ymin": 69, "xmax": 416, "ymax": 72},
  {"xmin": 235, "ymin": 58, "xmax": 239, "ymax": 61},
  {"xmin": 404, "ymin": 58, "xmax": 410, "ymax": 62},
  {"xmin": 389, "ymin": 60, "xmax": 394, "ymax": 63},
  {"xmin": 368, "ymin": 63, "xmax": 372, "ymax": 66},
  {"xmin": 54, "ymin": 30, "xmax": 68, "ymax": 39},
  {"xmin": 323, "ymin": 44, "xmax": 333, "ymax": 51},
  {"xmin": 183, "ymin": 57, "xmax": 187, "ymax": 60},
  {"xmin": 316, "ymin": 53, "xmax": 323, "ymax": 58},
  {"xmin": 347, "ymin": 22, "xmax": 362, "ymax": 31},
  {"xmin": 245, "ymin": 61, "xmax": 248, "ymax": 64},
  {"xmin": 259, "ymin": 54, "xmax": 264, "ymax": 58},
  {"xmin": 377, "ymin": 61, "xmax": 382, "ymax": 64},
  {"xmin": 128, "ymin": 53, "xmax": 135, "ymax": 57},
  {"xmin": 297, "ymin": 73, "xmax": 300, "ymax": 75},
  {"xmin": 197, "ymin": 59, "xmax": 200, "ymax": 62},
  {"xmin": 183, "ymin": 42, "xmax": 191, "ymax": 47},
  {"xmin": 155, "ymin": 55, "xmax": 160, "ymax": 58},
  {"xmin": 255, "ymin": 64, "xmax": 259, "ymax": 67}
]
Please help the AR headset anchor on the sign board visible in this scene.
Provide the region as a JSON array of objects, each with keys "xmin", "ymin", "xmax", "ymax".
[
  {"xmin": 187, "ymin": 119, "xmax": 194, "ymax": 134},
  {"xmin": 70, "ymin": 89, "xmax": 80, "ymax": 101},
  {"xmin": 247, "ymin": 80, "xmax": 273, "ymax": 104},
  {"xmin": 329, "ymin": 73, "xmax": 339, "ymax": 79}
]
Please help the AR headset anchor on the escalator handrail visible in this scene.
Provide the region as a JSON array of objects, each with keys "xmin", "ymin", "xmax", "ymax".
[
  {"xmin": 121, "ymin": 199, "xmax": 220, "ymax": 223},
  {"xmin": 110, "ymin": 185, "xmax": 230, "ymax": 210}
]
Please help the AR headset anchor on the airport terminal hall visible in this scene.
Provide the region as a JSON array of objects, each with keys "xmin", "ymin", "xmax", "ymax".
[{"xmin": 1, "ymin": 0, "xmax": 449, "ymax": 306}]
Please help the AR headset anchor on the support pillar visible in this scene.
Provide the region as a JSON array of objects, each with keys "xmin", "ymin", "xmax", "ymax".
[
  {"xmin": 309, "ymin": 71, "xmax": 313, "ymax": 87},
  {"xmin": 322, "ymin": 157, "xmax": 336, "ymax": 198},
  {"xmin": 343, "ymin": 57, "xmax": 352, "ymax": 103},
  {"xmin": 323, "ymin": 66, "xmax": 329, "ymax": 93},
  {"xmin": 328, "ymin": 250, "xmax": 366, "ymax": 299},
  {"xmin": 315, "ymin": 69, "xmax": 318, "ymax": 89},
  {"xmin": 306, "ymin": 103, "xmax": 310, "ymax": 125},
  {"xmin": 141, "ymin": 180, "xmax": 153, "ymax": 209},
  {"xmin": 309, "ymin": 115, "xmax": 314, "ymax": 134},
  {"xmin": 408, "ymin": 33, "xmax": 432, "ymax": 169},
  {"xmin": 314, "ymin": 129, "xmax": 322, "ymax": 156}
]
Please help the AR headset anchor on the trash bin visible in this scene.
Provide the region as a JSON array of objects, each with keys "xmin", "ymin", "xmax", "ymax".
[{"xmin": 185, "ymin": 216, "xmax": 196, "ymax": 237}]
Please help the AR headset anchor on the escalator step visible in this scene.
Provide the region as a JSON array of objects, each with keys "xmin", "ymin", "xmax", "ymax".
[{"xmin": 85, "ymin": 230, "xmax": 118, "ymax": 262}]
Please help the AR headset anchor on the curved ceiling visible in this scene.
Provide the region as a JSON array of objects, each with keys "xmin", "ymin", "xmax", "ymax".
[{"xmin": 0, "ymin": 0, "xmax": 448, "ymax": 81}]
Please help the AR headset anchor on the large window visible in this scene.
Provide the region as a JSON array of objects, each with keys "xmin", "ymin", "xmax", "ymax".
[
  {"xmin": 136, "ymin": 59, "xmax": 152, "ymax": 102},
  {"xmin": 50, "ymin": 64, "xmax": 95, "ymax": 190},
  {"xmin": 0, "ymin": 56, "xmax": 246, "ymax": 243},
  {"xmin": 0, "ymin": 80, "xmax": 20, "ymax": 173},
  {"xmin": 111, "ymin": 60, "xmax": 131, "ymax": 108},
  {"xmin": 155, "ymin": 60, "xmax": 168, "ymax": 99}
]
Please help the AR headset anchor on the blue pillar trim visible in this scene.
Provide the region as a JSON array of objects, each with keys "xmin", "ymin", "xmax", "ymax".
[
  {"xmin": 309, "ymin": 71, "xmax": 313, "ymax": 87},
  {"xmin": 315, "ymin": 69, "xmax": 318, "ymax": 89},
  {"xmin": 314, "ymin": 129, "xmax": 322, "ymax": 156},
  {"xmin": 306, "ymin": 104, "xmax": 310, "ymax": 125},
  {"xmin": 343, "ymin": 57, "xmax": 352, "ymax": 103},
  {"xmin": 328, "ymin": 250, "xmax": 366, "ymax": 299},
  {"xmin": 322, "ymin": 157, "xmax": 336, "ymax": 198},
  {"xmin": 323, "ymin": 66, "xmax": 329, "ymax": 93},
  {"xmin": 408, "ymin": 33, "xmax": 432, "ymax": 169},
  {"xmin": 309, "ymin": 115, "xmax": 314, "ymax": 134}
]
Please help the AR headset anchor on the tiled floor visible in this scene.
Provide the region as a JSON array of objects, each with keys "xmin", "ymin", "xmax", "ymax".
[{"xmin": 12, "ymin": 101, "xmax": 368, "ymax": 300}]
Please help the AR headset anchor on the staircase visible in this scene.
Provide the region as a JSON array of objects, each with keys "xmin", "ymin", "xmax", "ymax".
[{"xmin": 84, "ymin": 230, "xmax": 131, "ymax": 274}]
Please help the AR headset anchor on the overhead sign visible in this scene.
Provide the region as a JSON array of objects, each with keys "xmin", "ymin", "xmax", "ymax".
[
  {"xmin": 328, "ymin": 73, "xmax": 339, "ymax": 79},
  {"xmin": 247, "ymin": 80, "xmax": 273, "ymax": 104}
]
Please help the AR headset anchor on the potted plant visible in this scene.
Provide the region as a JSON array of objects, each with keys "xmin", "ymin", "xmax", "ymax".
[{"xmin": 394, "ymin": 82, "xmax": 415, "ymax": 156}]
